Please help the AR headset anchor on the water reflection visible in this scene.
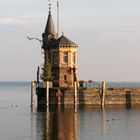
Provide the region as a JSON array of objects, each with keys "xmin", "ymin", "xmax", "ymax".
[
  {"xmin": 35, "ymin": 106, "xmax": 77, "ymax": 140},
  {"xmin": 31, "ymin": 106, "xmax": 140, "ymax": 140},
  {"xmin": 101, "ymin": 107, "xmax": 106, "ymax": 137},
  {"xmin": 31, "ymin": 105, "xmax": 36, "ymax": 140}
]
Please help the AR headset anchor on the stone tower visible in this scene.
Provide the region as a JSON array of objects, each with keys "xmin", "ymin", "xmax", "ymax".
[{"xmin": 42, "ymin": 8, "xmax": 78, "ymax": 87}]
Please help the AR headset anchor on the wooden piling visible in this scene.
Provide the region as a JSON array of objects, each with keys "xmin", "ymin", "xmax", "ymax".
[
  {"xmin": 31, "ymin": 81, "xmax": 35, "ymax": 105},
  {"xmin": 101, "ymin": 81, "xmax": 106, "ymax": 107},
  {"xmin": 46, "ymin": 81, "xmax": 49, "ymax": 106},
  {"xmin": 36, "ymin": 66, "xmax": 40, "ymax": 88}
]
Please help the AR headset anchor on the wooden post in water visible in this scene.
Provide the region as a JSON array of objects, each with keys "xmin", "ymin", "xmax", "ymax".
[
  {"xmin": 31, "ymin": 81, "xmax": 35, "ymax": 105},
  {"xmin": 36, "ymin": 66, "xmax": 40, "ymax": 88},
  {"xmin": 101, "ymin": 81, "xmax": 106, "ymax": 107},
  {"xmin": 46, "ymin": 81, "xmax": 49, "ymax": 106},
  {"xmin": 74, "ymin": 81, "xmax": 77, "ymax": 106}
]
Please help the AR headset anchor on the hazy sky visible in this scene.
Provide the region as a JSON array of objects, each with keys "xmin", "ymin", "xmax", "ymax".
[{"xmin": 0, "ymin": 0, "xmax": 140, "ymax": 81}]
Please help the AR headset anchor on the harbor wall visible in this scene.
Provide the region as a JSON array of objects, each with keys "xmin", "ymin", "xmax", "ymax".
[{"xmin": 36, "ymin": 87, "xmax": 140, "ymax": 106}]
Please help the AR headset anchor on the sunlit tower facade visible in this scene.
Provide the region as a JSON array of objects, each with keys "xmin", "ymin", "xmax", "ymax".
[{"xmin": 42, "ymin": 2, "xmax": 78, "ymax": 87}]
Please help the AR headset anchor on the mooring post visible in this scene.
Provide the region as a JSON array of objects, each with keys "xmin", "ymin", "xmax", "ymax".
[
  {"xmin": 101, "ymin": 81, "xmax": 106, "ymax": 107},
  {"xmin": 74, "ymin": 81, "xmax": 77, "ymax": 106},
  {"xmin": 36, "ymin": 66, "xmax": 40, "ymax": 88},
  {"xmin": 46, "ymin": 81, "xmax": 49, "ymax": 106},
  {"xmin": 31, "ymin": 81, "xmax": 35, "ymax": 105}
]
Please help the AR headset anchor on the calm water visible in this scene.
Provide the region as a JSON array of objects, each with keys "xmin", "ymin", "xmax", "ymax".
[{"xmin": 0, "ymin": 82, "xmax": 140, "ymax": 140}]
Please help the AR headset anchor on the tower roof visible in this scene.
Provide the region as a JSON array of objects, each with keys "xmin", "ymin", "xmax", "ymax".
[
  {"xmin": 57, "ymin": 35, "xmax": 77, "ymax": 46},
  {"xmin": 44, "ymin": 12, "xmax": 56, "ymax": 37}
]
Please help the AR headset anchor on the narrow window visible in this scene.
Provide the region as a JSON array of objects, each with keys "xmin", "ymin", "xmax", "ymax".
[
  {"xmin": 63, "ymin": 52, "xmax": 68, "ymax": 63},
  {"xmin": 64, "ymin": 75, "xmax": 67, "ymax": 81},
  {"xmin": 72, "ymin": 52, "xmax": 76, "ymax": 64},
  {"xmin": 53, "ymin": 52, "xmax": 58, "ymax": 64}
]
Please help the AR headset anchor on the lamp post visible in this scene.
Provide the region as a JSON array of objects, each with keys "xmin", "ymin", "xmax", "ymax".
[
  {"xmin": 27, "ymin": 36, "xmax": 43, "ymax": 53},
  {"xmin": 27, "ymin": 36, "xmax": 42, "ymax": 43},
  {"xmin": 70, "ymin": 66, "xmax": 78, "ymax": 105},
  {"xmin": 27, "ymin": 36, "xmax": 43, "ymax": 85}
]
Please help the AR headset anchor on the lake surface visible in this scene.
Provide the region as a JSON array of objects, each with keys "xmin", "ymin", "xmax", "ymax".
[{"xmin": 0, "ymin": 81, "xmax": 140, "ymax": 140}]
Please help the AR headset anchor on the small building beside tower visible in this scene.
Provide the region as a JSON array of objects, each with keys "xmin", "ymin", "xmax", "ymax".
[{"xmin": 42, "ymin": 6, "xmax": 78, "ymax": 87}]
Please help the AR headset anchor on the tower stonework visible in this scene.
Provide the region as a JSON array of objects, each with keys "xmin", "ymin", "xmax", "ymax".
[{"xmin": 42, "ymin": 10, "xmax": 78, "ymax": 87}]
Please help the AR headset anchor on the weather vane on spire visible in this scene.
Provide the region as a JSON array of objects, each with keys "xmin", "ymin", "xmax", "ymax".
[{"xmin": 48, "ymin": 0, "xmax": 51, "ymax": 13}]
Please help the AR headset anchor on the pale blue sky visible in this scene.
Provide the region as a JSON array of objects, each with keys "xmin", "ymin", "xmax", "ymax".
[{"xmin": 0, "ymin": 0, "xmax": 140, "ymax": 81}]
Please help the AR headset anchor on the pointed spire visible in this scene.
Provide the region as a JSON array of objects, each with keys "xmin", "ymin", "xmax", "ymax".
[{"xmin": 43, "ymin": 1, "xmax": 56, "ymax": 37}]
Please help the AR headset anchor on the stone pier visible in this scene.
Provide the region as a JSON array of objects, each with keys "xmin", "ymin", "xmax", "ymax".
[{"xmin": 36, "ymin": 87, "xmax": 140, "ymax": 106}]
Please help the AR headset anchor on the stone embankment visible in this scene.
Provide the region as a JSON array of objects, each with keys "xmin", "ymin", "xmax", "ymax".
[{"xmin": 36, "ymin": 87, "xmax": 140, "ymax": 106}]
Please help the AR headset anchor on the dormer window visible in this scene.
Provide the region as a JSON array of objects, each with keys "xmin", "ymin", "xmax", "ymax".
[{"xmin": 63, "ymin": 52, "xmax": 68, "ymax": 63}]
